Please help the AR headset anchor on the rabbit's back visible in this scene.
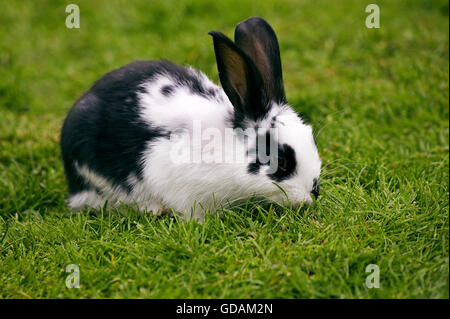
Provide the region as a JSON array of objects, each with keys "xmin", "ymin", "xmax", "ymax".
[{"xmin": 61, "ymin": 60, "xmax": 231, "ymax": 212}]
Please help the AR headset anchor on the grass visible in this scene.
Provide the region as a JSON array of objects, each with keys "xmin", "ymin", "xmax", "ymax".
[{"xmin": 0, "ymin": 0, "xmax": 448, "ymax": 298}]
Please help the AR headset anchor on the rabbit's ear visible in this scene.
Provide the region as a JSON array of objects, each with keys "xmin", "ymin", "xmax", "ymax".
[
  {"xmin": 234, "ymin": 17, "xmax": 286, "ymax": 104},
  {"xmin": 209, "ymin": 31, "xmax": 270, "ymax": 123}
]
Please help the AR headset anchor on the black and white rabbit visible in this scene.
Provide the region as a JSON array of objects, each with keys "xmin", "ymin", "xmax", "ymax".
[{"xmin": 61, "ymin": 17, "xmax": 322, "ymax": 219}]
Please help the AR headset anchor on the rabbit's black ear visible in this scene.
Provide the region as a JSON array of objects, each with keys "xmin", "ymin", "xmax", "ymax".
[
  {"xmin": 234, "ymin": 17, "xmax": 286, "ymax": 104},
  {"xmin": 209, "ymin": 31, "xmax": 270, "ymax": 124}
]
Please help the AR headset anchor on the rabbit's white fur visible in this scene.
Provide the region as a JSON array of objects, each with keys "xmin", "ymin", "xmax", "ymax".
[{"xmin": 68, "ymin": 70, "xmax": 321, "ymax": 219}]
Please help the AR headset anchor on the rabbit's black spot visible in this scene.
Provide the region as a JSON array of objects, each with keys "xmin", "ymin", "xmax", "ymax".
[
  {"xmin": 149, "ymin": 61, "xmax": 216, "ymax": 100},
  {"xmin": 161, "ymin": 85, "xmax": 174, "ymax": 96},
  {"xmin": 311, "ymin": 178, "xmax": 320, "ymax": 199},
  {"xmin": 270, "ymin": 116, "xmax": 277, "ymax": 128},
  {"xmin": 207, "ymin": 87, "xmax": 218, "ymax": 97},
  {"xmin": 248, "ymin": 161, "xmax": 261, "ymax": 174},
  {"xmin": 268, "ymin": 144, "xmax": 297, "ymax": 182},
  {"xmin": 246, "ymin": 131, "xmax": 297, "ymax": 182}
]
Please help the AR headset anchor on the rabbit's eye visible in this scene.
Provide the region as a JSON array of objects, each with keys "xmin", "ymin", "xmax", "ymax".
[
  {"xmin": 268, "ymin": 144, "xmax": 297, "ymax": 182},
  {"xmin": 278, "ymin": 156, "xmax": 288, "ymax": 172}
]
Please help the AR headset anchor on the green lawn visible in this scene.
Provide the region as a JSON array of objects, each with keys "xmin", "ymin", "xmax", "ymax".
[{"xmin": 0, "ymin": 0, "xmax": 448, "ymax": 298}]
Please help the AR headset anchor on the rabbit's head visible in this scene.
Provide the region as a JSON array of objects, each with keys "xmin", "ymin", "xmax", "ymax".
[{"xmin": 209, "ymin": 17, "xmax": 322, "ymax": 206}]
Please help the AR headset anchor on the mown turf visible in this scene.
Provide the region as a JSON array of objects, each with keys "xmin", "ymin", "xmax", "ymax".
[{"xmin": 0, "ymin": 0, "xmax": 448, "ymax": 298}]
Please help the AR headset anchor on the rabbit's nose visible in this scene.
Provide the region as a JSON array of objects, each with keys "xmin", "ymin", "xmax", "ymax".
[{"xmin": 311, "ymin": 178, "xmax": 320, "ymax": 200}]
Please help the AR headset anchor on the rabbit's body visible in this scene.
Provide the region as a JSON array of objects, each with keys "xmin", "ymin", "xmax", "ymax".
[
  {"xmin": 62, "ymin": 60, "xmax": 265, "ymax": 216},
  {"xmin": 61, "ymin": 17, "xmax": 322, "ymax": 219}
]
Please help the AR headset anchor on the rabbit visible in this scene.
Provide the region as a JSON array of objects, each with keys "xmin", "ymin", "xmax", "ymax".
[{"xmin": 60, "ymin": 17, "xmax": 322, "ymax": 220}]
